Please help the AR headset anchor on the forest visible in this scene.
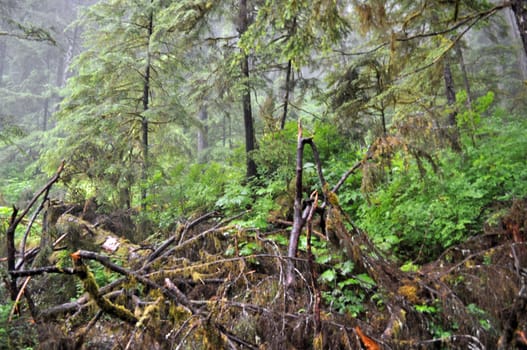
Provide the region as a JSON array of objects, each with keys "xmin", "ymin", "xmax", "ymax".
[{"xmin": 1, "ymin": 0, "xmax": 527, "ymax": 349}]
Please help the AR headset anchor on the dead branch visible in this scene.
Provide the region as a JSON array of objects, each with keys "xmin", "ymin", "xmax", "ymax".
[
  {"xmin": 144, "ymin": 211, "xmax": 219, "ymax": 266},
  {"xmin": 10, "ymin": 161, "xmax": 64, "ymax": 230},
  {"xmin": 8, "ymin": 276, "xmax": 31, "ymax": 322},
  {"xmin": 268, "ymin": 217, "xmax": 326, "ymax": 240},
  {"xmin": 74, "ymin": 310, "xmax": 103, "ymax": 350},
  {"xmin": 164, "ymin": 278, "xmax": 195, "ymax": 313},
  {"xmin": 191, "ymin": 299, "xmax": 301, "ymax": 320},
  {"xmin": 70, "ymin": 251, "xmax": 138, "ymax": 325},
  {"xmin": 6, "ymin": 206, "xmax": 19, "ymax": 300},
  {"xmin": 19, "ymin": 197, "xmax": 48, "ymax": 268},
  {"xmin": 9, "ymin": 266, "xmax": 76, "ymax": 277},
  {"xmin": 5, "ymin": 161, "xmax": 65, "ymax": 300},
  {"xmin": 75, "ymin": 250, "xmax": 200, "ymax": 312},
  {"xmin": 286, "ymin": 121, "xmax": 309, "ymax": 287},
  {"xmin": 332, "ymin": 158, "xmax": 366, "ymax": 194},
  {"xmin": 497, "ymin": 245, "xmax": 527, "ymax": 349}
]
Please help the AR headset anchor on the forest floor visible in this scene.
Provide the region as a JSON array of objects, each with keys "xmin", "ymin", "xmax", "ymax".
[{"xmin": 3, "ymin": 195, "xmax": 527, "ymax": 350}]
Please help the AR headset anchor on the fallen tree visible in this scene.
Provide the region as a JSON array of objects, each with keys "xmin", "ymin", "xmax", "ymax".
[{"xmin": 3, "ymin": 143, "xmax": 527, "ymax": 349}]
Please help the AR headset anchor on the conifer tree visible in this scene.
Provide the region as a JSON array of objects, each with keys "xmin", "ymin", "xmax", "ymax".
[{"xmin": 53, "ymin": 0, "xmax": 186, "ymax": 209}]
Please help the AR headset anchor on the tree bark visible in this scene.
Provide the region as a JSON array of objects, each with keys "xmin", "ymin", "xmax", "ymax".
[
  {"xmin": 57, "ymin": 24, "xmax": 79, "ymax": 88},
  {"xmin": 285, "ymin": 122, "xmax": 329, "ymax": 287},
  {"xmin": 511, "ymin": 0, "xmax": 527, "ymax": 60},
  {"xmin": 443, "ymin": 61, "xmax": 462, "ymax": 152},
  {"xmin": 0, "ymin": 38, "xmax": 6, "ymax": 87},
  {"xmin": 505, "ymin": 6, "xmax": 527, "ymax": 80},
  {"xmin": 239, "ymin": 0, "xmax": 258, "ymax": 179},
  {"xmin": 197, "ymin": 104, "xmax": 209, "ymax": 162},
  {"xmin": 454, "ymin": 43, "xmax": 472, "ymax": 107},
  {"xmin": 280, "ymin": 59, "xmax": 293, "ymax": 130},
  {"xmin": 141, "ymin": 5, "xmax": 154, "ymax": 209},
  {"xmin": 6, "ymin": 207, "xmax": 19, "ymax": 300},
  {"xmin": 286, "ymin": 124, "xmax": 307, "ymax": 287}
]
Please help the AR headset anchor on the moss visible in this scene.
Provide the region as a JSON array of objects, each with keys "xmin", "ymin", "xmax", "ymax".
[
  {"xmin": 397, "ymin": 281, "xmax": 421, "ymax": 304},
  {"xmin": 72, "ymin": 253, "xmax": 138, "ymax": 325},
  {"xmin": 136, "ymin": 297, "xmax": 162, "ymax": 328},
  {"xmin": 313, "ymin": 332, "xmax": 323, "ymax": 350},
  {"xmin": 195, "ymin": 322, "xmax": 226, "ymax": 350},
  {"xmin": 168, "ymin": 304, "xmax": 192, "ymax": 324}
]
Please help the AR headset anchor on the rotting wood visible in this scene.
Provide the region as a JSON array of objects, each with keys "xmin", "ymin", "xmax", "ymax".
[{"xmin": 70, "ymin": 251, "xmax": 138, "ymax": 325}]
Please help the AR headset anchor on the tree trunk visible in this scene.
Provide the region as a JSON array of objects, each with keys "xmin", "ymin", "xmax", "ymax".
[
  {"xmin": 443, "ymin": 61, "xmax": 462, "ymax": 152},
  {"xmin": 286, "ymin": 124, "xmax": 307, "ymax": 288},
  {"xmin": 0, "ymin": 38, "xmax": 6, "ymax": 87},
  {"xmin": 6, "ymin": 207, "xmax": 19, "ymax": 300},
  {"xmin": 42, "ymin": 98, "xmax": 49, "ymax": 131},
  {"xmin": 280, "ymin": 59, "xmax": 293, "ymax": 130},
  {"xmin": 57, "ymin": 24, "xmax": 79, "ymax": 88},
  {"xmin": 280, "ymin": 17, "xmax": 297, "ymax": 130},
  {"xmin": 505, "ymin": 6, "xmax": 527, "ymax": 80},
  {"xmin": 197, "ymin": 104, "xmax": 209, "ymax": 162},
  {"xmin": 239, "ymin": 0, "xmax": 258, "ymax": 179},
  {"xmin": 141, "ymin": 7, "xmax": 154, "ymax": 209},
  {"xmin": 454, "ymin": 43, "xmax": 472, "ymax": 107},
  {"xmin": 511, "ymin": 0, "xmax": 527, "ymax": 60}
]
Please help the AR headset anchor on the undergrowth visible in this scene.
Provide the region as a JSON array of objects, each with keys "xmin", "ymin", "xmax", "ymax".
[{"xmin": 355, "ymin": 112, "xmax": 527, "ymax": 262}]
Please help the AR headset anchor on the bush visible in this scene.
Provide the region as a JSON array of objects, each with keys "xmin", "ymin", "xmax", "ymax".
[{"xmin": 355, "ymin": 113, "xmax": 527, "ymax": 262}]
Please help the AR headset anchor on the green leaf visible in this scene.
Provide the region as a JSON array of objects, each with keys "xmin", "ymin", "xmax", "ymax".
[
  {"xmin": 319, "ymin": 269, "xmax": 337, "ymax": 283},
  {"xmin": 355, "ymin": 273, "xmax": 376, "ymax": 288}
]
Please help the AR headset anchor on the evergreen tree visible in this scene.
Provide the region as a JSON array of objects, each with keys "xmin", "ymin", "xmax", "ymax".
[{"xmin": 51, "ymin": 0, "xmax": 187, "ymax": 210}]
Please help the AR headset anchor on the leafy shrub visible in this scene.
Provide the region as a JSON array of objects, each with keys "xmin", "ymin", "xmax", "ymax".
[
  {"xmin": 146, "ymin": 161, "xmax": 242, "ymax": 229},
  {"xmin": 356, "ymin": 113, "xmax": 527, "ymax": 262}
]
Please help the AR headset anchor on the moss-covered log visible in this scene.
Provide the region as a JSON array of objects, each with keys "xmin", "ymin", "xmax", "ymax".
[{"xmin": 70, "ymin": 251, "xmax": 138, "ymax": 325}]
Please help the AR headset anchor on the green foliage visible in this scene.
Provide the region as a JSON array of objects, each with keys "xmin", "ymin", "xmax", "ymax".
[
  {"xmin": 0, "ymin": 301, "xmax": 13, "ymax": 348},
  {"xmin": 88, "ymin": 260, "xmax": 121, "ymax": 288},
  {"xmin": 146, "ymin": 161, "xmax": 241, "ymax": 229},
  {"xmin": 237, "ymin": 241, "xmax": 262, "ymax": 256},
  {"xmin": 466, "ymin": 303, "xmax": 492, "ymax": 331},
  {"xmin": 239, "ymin": 0, "xmax": 349, "ymax": 69},
  {"xmin": 318, "ymin": 254, "xmax": 376, "ymax": 317},
  {"xmin": 356, "ymin": 111, "xmax": 527, "ymax": 261},
  {"xmin": 456, "ymin": 90, "xmax": 495, "ymax": 143},
  {"xmin": 251, "ymin": 121, "xmax": 297, "ymax": 181},
  {"xmin": 0, "ymin": 299, "xmax": 37, "ymax": 349},
  {"xmin": 400, "ymin": 261, "xmax": 420, "ymax": 273}
]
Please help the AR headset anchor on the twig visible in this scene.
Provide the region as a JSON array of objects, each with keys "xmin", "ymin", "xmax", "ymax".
[
  {"xmin": 9, "ymin": 266, "xmax": 76, "ymax": 277},
  {"xmin": 19, "ymin": 198, "xmax": 48, "ymax": 268},
  {"xmin": 75, "ymin": 250, "xmax": 201, "ymax": 312},
  {"xmin": 332, "ymin": 159, "xmax": 366, "ymax": 194},
  {"xmin": 145, "ymin": 211, "xmax": 217, "ymax": 265},
  {"xmin": 75, "ymin": 310, "xmax": 103, "ymax": 349},
  {"xmin": 8, "ymin": 276, "xmax": 31, "ymax": 322},
  {"xmin": 10, "ymin": 161, "xmax": 64, "ymax": 229},
  {"xmin": 397, "ymin": 7, "xmax": 500, "ymax": 81},
  {"xmin": 164, "ymin": 278, "xmax": 195, "ymax": 313},
  {"xmin": 143, "ymin": 211, "xmax": 220, "ymax": 268}
]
